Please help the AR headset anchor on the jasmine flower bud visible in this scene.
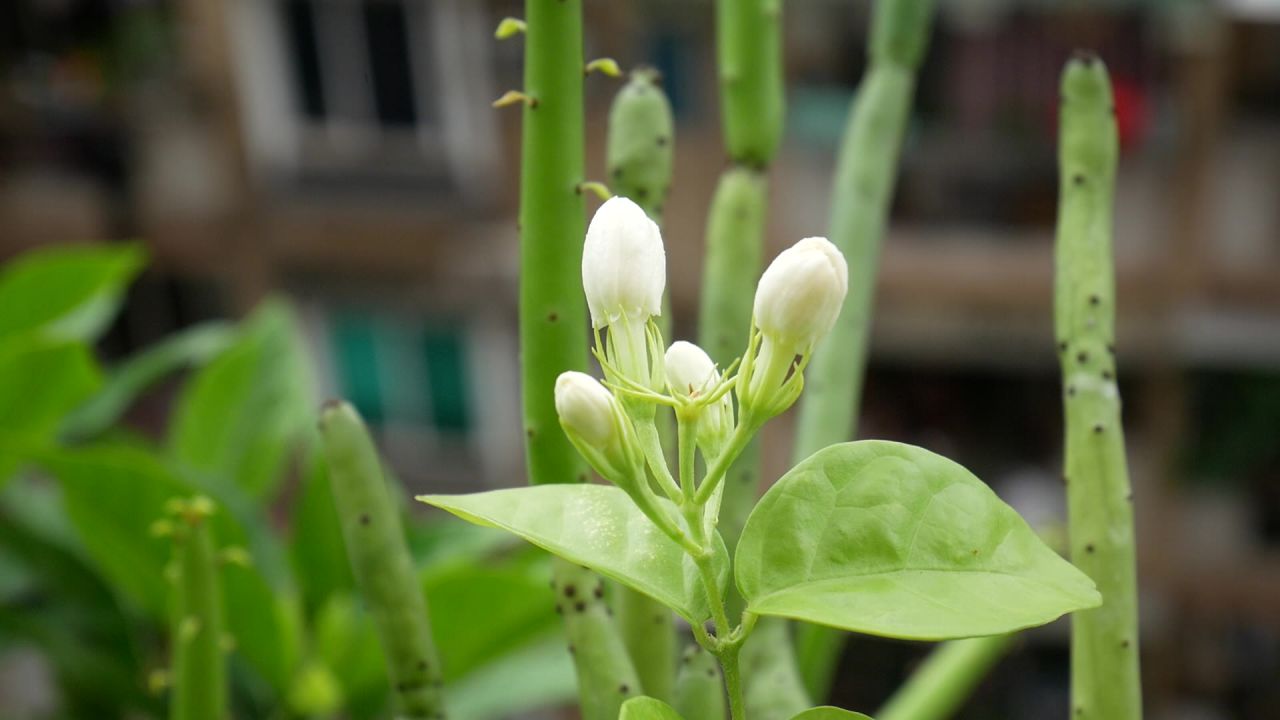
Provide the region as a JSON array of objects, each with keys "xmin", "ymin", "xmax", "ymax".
[
  {"xmin": 752, "ymin": 236, "xmax": 848, "ymax": 355},
  {"xmin": 664, "ymin": 341, "xmax": 718, "ymax": 399},
  {"xmin": 582, "ymin": 196, "xmax": 666, "ymax": 330},
  {"xmin": 664, "ymin": 341, "xmax": 733, "ymax": 455},
  {"xmin": 555, "ymin": 371, "xmax": 619, "ymax": 450}
]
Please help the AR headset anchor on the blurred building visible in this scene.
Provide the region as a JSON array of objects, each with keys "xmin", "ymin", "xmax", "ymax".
[{"xmin": 2, "ymin": 1, "xmax": 1279, "ymax": 717}]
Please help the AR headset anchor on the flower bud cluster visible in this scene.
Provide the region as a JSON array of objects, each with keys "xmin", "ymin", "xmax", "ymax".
[{"xmin": 558, "ymin": 198, "xmax": 847, "ymax": 536}]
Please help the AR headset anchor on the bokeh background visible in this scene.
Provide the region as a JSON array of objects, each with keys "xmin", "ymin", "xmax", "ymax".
[{"xmin": 2, "ymin": 0, "xmax": 1279, "ymax": 718}]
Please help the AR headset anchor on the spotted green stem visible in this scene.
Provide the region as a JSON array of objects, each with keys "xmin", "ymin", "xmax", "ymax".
[
  {"xmin": 319, "ymin": 402, "xmax": 445, "ymax": 718},
  {"xmin": 166, "ymin": 498, "xmax": 226, "ymax": 720},
  {"xmin": 1056, "ymin": 53, "xmax": 1142, "ymax": 720}
]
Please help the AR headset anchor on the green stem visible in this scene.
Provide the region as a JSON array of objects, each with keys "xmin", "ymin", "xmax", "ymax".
[
  {"xmin": 674, "ymin": 644, "xmax": 726, "ymax": 720},
  {"xmin": 1056, "ymin": 53, "xmax": 1142, "ymax": 720},
  {"xmin": 552, "ymin": 560, "xmax": 643, "ymax": 718},
  {"xmin": 721, "ymin": 644, "xmax": 747, "ymax": 720},
  {"xmin": 876, "ymin": 635, "xmax": 1016, "ymax": 720},
  {"xmin": 790, "ymin": 0, "xmax": 936, "ymax": 701},
  {"xmin": 519, "ymin": 0, "xmax": 590, "ymax": 489},
  {"xmin": 716, "ymin": 0, "xmax": 784, "ymax": 166},
  {"xmin": 168, "ymin": 499, "xmax": 226, "ymax": 720},
  {"xmin": 517, "ymin": 4, "xmax": 640, "ymax": 718},
  {"xmin": 318, "ymin": 403, "xmax": 445, "ymax": 718}
]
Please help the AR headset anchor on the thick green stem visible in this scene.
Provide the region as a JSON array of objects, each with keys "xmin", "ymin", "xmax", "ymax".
[
  {"xmin": 716, "ymin": 0, "xmax": 784, "ymax": 166},
  {"xmin": 876, "ymin": 635, "xmax": 1016, "ymax": 720},
  {"xmin": 517, "ymin": 4, "xmax": 641, "ymax": 718},
  {"xmin": 675, "ymin": 644, "xmax": 726, "ymax": 720},
  {"xmin": 519, "ymin": 0, "xmax": 589, "ymax": 488},
  {"xmin": 167, "ymin": 499, "xmax": 226, "ymax": 720},
  {"xmin": 552, "ymin": 560, "xmax": 642, "ymax": 718},
  {"xmin": 1056, "ymin": 54, "xmax": 1142, "ymax": 720},
  {"xmin": 790, "ymin": 0, "xmax": 936, "ymax": 700},
  {"xmin": 741, "ymin": 618, "xmax": 809, "ymax": 720},
  {"xmin": 721, "ymin": 644, "xmax": 747, "ymax": 720},
  {"xmin": 318, "ymin": 403, "xmax": 445, "ymax": 718}
]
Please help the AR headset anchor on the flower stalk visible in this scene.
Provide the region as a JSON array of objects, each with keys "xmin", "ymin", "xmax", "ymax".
[{"xmin": 163, "ymin": 497, "xmax": 227, "ymax": 720}]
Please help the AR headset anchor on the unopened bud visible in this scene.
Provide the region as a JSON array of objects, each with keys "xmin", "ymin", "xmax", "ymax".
[
  {"xmin": 582, "ymin": 196, "xmax": 666, "ymax": 330},
  {"xmin": 753, "ymin": 236, "xmax": 848, "ymax": 354},
  {"xmin": 554, "ymin": 371, "xmax": 618, "ymax": 449}
]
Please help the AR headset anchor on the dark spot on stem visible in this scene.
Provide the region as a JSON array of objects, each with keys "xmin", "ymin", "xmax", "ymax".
[
  {"xmin": 1085, "ymin": 543, "xmax": 1096, "ymax": 553},
  {"xmin": 707, "ymin": 668, "xmax": 717, "ymax": 677},
  {"xmin": 547, "ymin": 312, "xmax": 558, "ymax": 322},
  {"xmin": 564, "ymin": 584, "xmax": 576, "ymax": 598},
  {"xmin": 1121, "ymin": 639, "xmax": 1131, "ymax": 648},
  {"xmin": 1073, "ymin": 174, "xmax": 1086, "ymax": 186},
  {"xmin": 568, "ymin": 644, "xmax": 576, "ymax": 654},
  {"xmin": 656, "ymin": 136, "xmax": 668, "ymax": 147},
  {"xmin": 577, "ymin": 473, "xmax": 588, "ymax": 483},
  {"xmin": 635, "ymin": 187, "xmax": 649, "ymax": 200},
  {"xmin": 1102, "ymin": 370, "xmax": 1113, "ymax": 380},
  {"xmin": 574, "ymin": 601, "xmax": 586, "ymax": 612},
  {"xmin": 525, "ymin": 428, "xmax": 535, "ymax": 439},
  {"xmin": 1058, "ymin": 340, "xmax": 1068, "ymax": 352},
  {"xmin": 359, "ymin": 514, "xmax": 370, "ymax": 526},
  {"xmin": 417, "ymin": 660, "xmax": 428, "ymax": 671},
  {"xmin": 619, "ymin": 684, "xmax": 630, "ymax": 694},
  {"xmin": 528, "ymin": 97, "xmax": 540, "ymax": 108},
  {"xmin": 1093, "ymin": 423, "xmax": 1105, "ymax": 434},
  {"xmin": 1089, "ymin": 294, "xmax": 1101, "ymax": 305},
  {"xmin": 1077, "ymin": 351, "xmax": 1089, "ymax": 364},
  {"xmin": 593, "ymin": 583, "xmax": 604, "ymax": 599},
  {"xmin": 611, "ymin": 167, "xmax": 623, "ymax": 180}
]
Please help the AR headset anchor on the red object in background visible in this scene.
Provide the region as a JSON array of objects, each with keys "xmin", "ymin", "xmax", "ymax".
[
  {"xmin": 1048, "ymin": 72, "xmax": 1148, "ymax": 153},
  {"xmin": 1110, "ymin": 75, "xmax": 1148, "ymax": 151}
]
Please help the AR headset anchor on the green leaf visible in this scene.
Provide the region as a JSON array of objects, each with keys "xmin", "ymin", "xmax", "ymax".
[
  {"xmin": 289, "ymin": 448, "xmax": 354, "ymax": 613},
  {"xmin": 791, "ymin": 708, "xmax": 874, "ymax": 719},
  {"xmin": 419, "ymin": 484, "xmax": 727, "ymax": 624},
  {"xmin": 736, "ymin": 441, "xmax": 1100, "ymax": 640},
  {"xmin": 169, "ymin": 300, "xmax": 314, "ymax": 498},
  {"xmin": 447, "ymin": 636, "xmax": 577, "ymax": 720},
  {"xmin": 61, "ymin": 321, "xmax": 236, "ymax": 440},
  {"xmin": 0, "ymin": 243, "xmax": 144, "ymax": 343},
  {"xmin": 37, "ymin": 442, "xmax": 188, "ymax": 616},
  {"xmin": 223, "ymin": 562, "xmax": 302, "ymax": 694},
  {"xmin": 619, "ymin": 696, "xmax": 686, "ymax": 720},
  {"xmin": 425, "ymin": 561, "xmax": 560, "ymax": 681},
  {"xmin": 0, "ymin": 341, "xmax": 100, "ymax": 481},
  {"xmin": 313, "ymin": 594, "xmax": 388, "ymax": 716}
]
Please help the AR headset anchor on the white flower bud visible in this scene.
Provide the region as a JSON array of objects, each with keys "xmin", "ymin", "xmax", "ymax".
[
  {"xmin": 664, "ymin": 341, "xmax": 718, "ymax": 398},
  {"xmin": 582, "ymin": 196, "xmax": 666, "ymax": 329},
  {"xmin": 554, "ymin": 371, "xmax": 618, "ymax": 449},
  {"xmin": 752, "ymin": 237, "xmax": 848, "ymax": 353}
]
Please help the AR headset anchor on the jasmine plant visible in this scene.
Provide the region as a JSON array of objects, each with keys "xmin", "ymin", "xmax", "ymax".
[{"xmin": 420, "ymin": 199, "xmax": 1103, "ymax": 719}]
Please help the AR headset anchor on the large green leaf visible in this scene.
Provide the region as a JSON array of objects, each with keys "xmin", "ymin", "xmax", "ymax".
[
  {"xmin": 61, "ymin": 321, "xmax": 235, "ymax": 440},
  {"xmin": 0, "ymin": 341, "xmax": 101, "ymax": 481},
  {"xmin": 791, "ymin": 708, "xmax": 874, "ymax": 719},
  {"xmin": 447, "ymin": 636, "xmax": 577, "ymax": 720},
  {"xmin": 38, "ymin": 442, "xmax": 188, "ymax": 616},
  {"xmin": 223, "ymin": 562, "xmax": 302, "ymax": 694},
  {"xmin": 0, "ymin": 243, "xmax": 144, "ymax": 343},
  {"xmin": 736, "ymin": 441, "xmax": 1100, "ymax": 640},
  {"xmin": 419, "ymin": 484, "xmax": 727, "ymax": 624},
  {"xmin": 424, "ymin": 561, "xmax": 559, "ymax": 681},
  {"xmin": 619, "ymin": 696, "xmax": 685, "ymax": 719},
  {"xmin": 169, "ymin": 300, "xmax": 313, "ymax": 498}
]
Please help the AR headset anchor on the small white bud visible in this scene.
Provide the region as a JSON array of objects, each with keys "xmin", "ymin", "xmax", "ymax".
[
  {"xmin": 752, "ymin": 237, "xmax": 848, "ymax": 353},
  {"xmin": 664, "ymin": 341, "xmax": 718, "ymax": 398},
  {"xmin": 582, "ymin": 196, "xmax": 666, "ymax": 329},
  {"xmin": 554, "ymin": 371, "xmax": 618, "ymax": 448}
]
